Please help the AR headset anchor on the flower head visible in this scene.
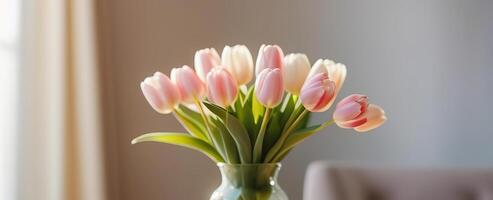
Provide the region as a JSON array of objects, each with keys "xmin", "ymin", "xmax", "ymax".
[
  {"xmin": 140, "ymin": 72, "xmax": 181, "ymax": 114},
  {"xmin": 255, "ymin": 44, "xmax": 284, "ymax": 75},
  {"xmin": 206, "ymin": 67, "xmax": 238, "ymax": 107},
  {"xmin": 283, "ymin": 53, "xmax": 311, "ymax": 95},
  {"xmin": 194, "ymin": 48, "xmax": 221, "ymax": 82},
  {"xmin": 221, "ymin": 45, "xmax": 254, "ymax": 85},
  {"xmin": 255, "ymin": 68, "xmax": 284, "ymax": 108},
  {"xmin": 333, "ymin": 94, "xmax": 386, "ymax": 132},
  {"xmin": 300, "ymin": 72, "xmax": 336, "ymax": 112},
  {"xmin": 171, "ymin": 65, "xmax": 206, "ymax": 104}
]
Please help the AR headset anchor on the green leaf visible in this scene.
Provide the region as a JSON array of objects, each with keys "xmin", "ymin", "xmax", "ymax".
[
  {"xmin": 280, "ymin": 94, "xmax": 296, "ymax": 125},
  {"xmin": 252, "ymin": 108, "xmax": 272, "ymax": 163},
  {"xmin": 251, "ymin": 90, "xmax": 265, "ymax": 124},
  {"xmin": 272, "ymin": 149, "xmax": 291, "ymax": 163},
  {"xmin": 242, "ymin": 86, "xmax": 254, "ymax": 106},
  {"xmin": 263, "ymin": 108, "xmax": 309, "ymax": 162},
  {"xmin": 175, "ymin": 106, "xmax": 209, "ymax": 142},
  {"xmin": 271, "ymin": 125, "xmax": 322, "ymax": 162},
  {"xmin": 262, "ymin": 107, "xmax": 282, "ymax": 158},
  {"xmin": 203, "ymin": 102, "xmax": 252, "ymax": 163},
  {"xmin": 211, "ymin": 117, "xmax": 240, "ymax": 163},
  {"xmin": 132, "ymin": 132, "xmax": 224, "ymax": 162},
  {"xmin": 234, "ymin": 93, "xmax": 257, "ymax": 143},
  {"xmin": 208, "ymin": 122, "xmax": 228, "ymax": 161},
  {"xmin": 294, "ymin": 109, "xmax": 311, "ymax": 131},
  {"xmin": 178, "ymin": 104, "xmax": 202, "ymax": 118}
]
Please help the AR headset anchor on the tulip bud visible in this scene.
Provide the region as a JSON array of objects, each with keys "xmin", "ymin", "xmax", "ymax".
[
  {"xmin": 283, "ymin": 53, "xmax": 311, "ymax": 95},
  {"xmin": 255, "ymin": 68, "xmax": 284, "ymax": 108},
  {"xmin": 194, "ymin": 48, "xmax": 221, "ymax": 82},
  {"xmin": 221, "ymin": 45, "xmax": 254, "ymax": 85},
  {"xmin": 300, "ymin": 72, "xmax": 336, "ymax": 112},
  {"xmin": 255, "ymin": 44, "xmax": 284, "ymax": 75},
  {"xmin": 140, "ymin": 72, "xmax": 181, "ymax": 114},
  {"xmin": 171, "ymin": 65, "xmax": 206, "ymax": 104},
  {"xmin": 333, "ymin": 94, "xmax": 386, "ymax": 132},
  {"xmin": 206, "ymin": 67, "xmax": 238, "ymax": 107}
]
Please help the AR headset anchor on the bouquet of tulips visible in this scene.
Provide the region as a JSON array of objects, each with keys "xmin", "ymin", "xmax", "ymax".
[{"xmin": 133, "ymin": 44, "xmax": 387, "ymax": 164}]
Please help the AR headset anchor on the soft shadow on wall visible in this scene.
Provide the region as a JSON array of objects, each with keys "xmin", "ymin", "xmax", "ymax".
[{"xmin": 97, "ymin": 0, "xmax": 493, "ymax": 199}]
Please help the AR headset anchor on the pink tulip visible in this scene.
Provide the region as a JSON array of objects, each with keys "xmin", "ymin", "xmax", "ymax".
[
  {"xmin": 307, "ymin": 59, "xmax": 347, "ymax": 109},
  {"xmin": 300, "ymin": 72, "xmax": 336, "ymax": 112},
  {"xmin": 354, "ymin": 104, "xmax": 386, "ymax": 132},
  {"xmin": 255, "ymin": 44, "xmax": 284, "ymax": 75},
  {"xmin": 206, "ymin": 67, "xmax": 238, "ymax": 107},
  {"xmin": 194, "ymin": 48, "xmax": 221, "ymax": 82},
  {"xmin": 140, "ymin": 72, "xmax": 181, "ymax": 114},
  {"xmin": 171, "ymin": 65, "xmax": 206, "ymax": 104},
  {"xmin": 333, "ymin": 94, "xmax": 386, "ymax": 132},
  {"xmin": 255, "ymin": 68, "xmax": 284, "ymax": 108}
]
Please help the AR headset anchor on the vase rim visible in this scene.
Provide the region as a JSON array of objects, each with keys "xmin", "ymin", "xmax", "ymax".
[{"xmin": 216, "ymin": 162, "xmax": 281, "ymax": 167}]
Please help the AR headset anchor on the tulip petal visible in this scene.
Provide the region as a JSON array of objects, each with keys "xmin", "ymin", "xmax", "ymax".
[
  {"xmin": 222, "ymin": 45, "xmax": 254, "ymax": 85},
  {"xmin": 141, "ymin": 82, "xmax": 172, "ymax": 114},
  {"xmin": 283, "ymin": 53, "xmax": 311, "ymax": 95},
  {"xmin": 195, "ymin": 48, "xmax": 220, "ymax": 82},
  {"xmin": 255, "ymin": 68, "xmax": 284, "ymax": 108},
  {"xmin": 354, "ymin": 104, "xmax": 386, "ymax": 132},
  {"xmin": 207, "ymin": 67, "xmax": 238, "ymax": 107},
  {"xmin": 336, "ymin": 94, "xmax": 367, "ymax": 108},
  {"xmin": 336, "ymin": 117, "xmax": 368, "ymax": 129},
  {"xmin": 333, "ymin": 101, "xmax": 363, "ymax": 121},
  {"xmin": 155, "ymin": 72, "xmax": 181, "ymax": 107},
  {"xmin": 255, "ymin": 45, "xmax": 284, "ymax": 75},
  {"xmin": 172, "ymin": 65, "xmax": 205, "ymax": 104},
  {"xmin": 307, "ymin": 59, "xmax": 333, "ymax": 79},
  {"xmin": 300, "ymin": 72, "xmax": 336, "ymax": 112},
  {"xmin": 300, "ymin": 85, "xmax": 325, "ymax": 111}
]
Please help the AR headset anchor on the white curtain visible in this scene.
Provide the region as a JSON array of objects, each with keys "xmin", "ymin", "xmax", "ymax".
[{"xmin": 18, "ymin": 0, "xmax": 105, "ymax": 199}]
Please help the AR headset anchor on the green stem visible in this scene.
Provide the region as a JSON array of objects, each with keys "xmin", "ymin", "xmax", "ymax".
[
  {"xmin": 270, "ymin": 119, "xmax": 335, "ymax": 162},
  {"xmin": 281, "ymin": 102, "xmax": 303, "ymax": 133},
  {"xmin": 222, "ymin": 108, "xmax": 237, "ymax": 163},
  {"xmin": 194, "ymin": 99, "xmax": 226, "ymax": 162},
  {"xmin": 264, "ymin": 108, "xmax": 309, "ymax": 162},
  {"xmin": 320, "ymin": 119, "xmax": 335, "ymax": 129},
  {"xmin": 252, "ymin": 108, "xmax": 272, "ymax": 163}
]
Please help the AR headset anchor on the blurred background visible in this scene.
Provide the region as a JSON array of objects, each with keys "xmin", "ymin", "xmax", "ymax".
[{"xmin": 1, "ymin": 0, "xmax": 493, "ymax": 199}]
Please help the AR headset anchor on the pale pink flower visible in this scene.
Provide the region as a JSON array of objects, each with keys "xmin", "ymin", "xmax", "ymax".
[
  {"xmin": 140, "ymin": 72, "xmax": 181, "ymax": 114},
  {"xmin": 194, "ymin": 48, "xmax": 221, "ymax": 82},
  {"xmin": 255, "ymin": 68, "xmax": 284, "ymax": 108},
  {"xmin": 307, "ymin": 59, "xmax": 347, "ymax": 109},
  {"xmin": 206, "ymin": 67, "xmax": 238, "ymax": 107},
  {"xmin": 171, "ymin": 65, "xmax": 206, "ymax": 104},
  {"xmin": 333, "ymin": 94, "xmax": 386, "ymax": 132},
  {"xmin": 300, "ymin": 72, "xmax": 336, "ymax": 112},
  {"xmin": 255, "ymin": 44, "xmax": 284, "ymax": 75}
]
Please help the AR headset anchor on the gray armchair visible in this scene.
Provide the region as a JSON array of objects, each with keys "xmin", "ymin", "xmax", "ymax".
[{"xmin": 303, "ymin": 161, "xmax": 493, "ymax": 200}]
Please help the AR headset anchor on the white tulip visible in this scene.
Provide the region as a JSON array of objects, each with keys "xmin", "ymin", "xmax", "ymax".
[
  {"xmin": 221, "ymin": 45, "xmax": 254, "ymax": 85},
  {"xmin": 283, "ymin": 53, "xmax": 311, "ymax": 95}
]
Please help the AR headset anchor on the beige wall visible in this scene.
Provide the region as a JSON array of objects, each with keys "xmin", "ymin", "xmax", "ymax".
[{"xmin": 97, "ymin": 0, "xmax": 493, "ymax": 199}]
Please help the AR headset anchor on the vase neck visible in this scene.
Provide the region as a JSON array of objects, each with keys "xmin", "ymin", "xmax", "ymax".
[{"xmin": 217, "ymin": 163, "xmax": 281, "ymax": 188}]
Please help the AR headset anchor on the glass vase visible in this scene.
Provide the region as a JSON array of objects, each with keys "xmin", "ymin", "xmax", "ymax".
[{"xmin": 210, "ymin": 163, "xmax": 288, "ymax": 200}]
